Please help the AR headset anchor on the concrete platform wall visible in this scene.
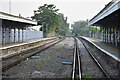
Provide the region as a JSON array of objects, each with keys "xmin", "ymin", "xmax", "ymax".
[{"xmin": 25, "ymin": 30, "xmax": 43, "ymax": 40}]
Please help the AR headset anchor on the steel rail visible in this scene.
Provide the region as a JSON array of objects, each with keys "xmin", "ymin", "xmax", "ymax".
[
  {"xmin": 2, "ymin": 39, "xmax": 58, "ymax": 60},
  {"xmin": 78, "ymin": 38, "xmax": 111, "ymax": 79},
  {"xmin": 72, "ymin": 38, "xmax": 82, "ymax": 80},
  {"xmin": 76, "ymin": 38, "xmax": 82, "ymax": 80},
  {"xmin": 2, "ymin": 38, "xmax": 64, "ymax": 71}
]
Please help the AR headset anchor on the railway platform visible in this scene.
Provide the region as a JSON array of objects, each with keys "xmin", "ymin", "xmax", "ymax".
[
  {"xmin": 80, "ymin": 36, "xmax": 120, "ymax": 63},
  {"xmin": 0, "ymin": 37, "xmax": 58, "ymax": 59}
]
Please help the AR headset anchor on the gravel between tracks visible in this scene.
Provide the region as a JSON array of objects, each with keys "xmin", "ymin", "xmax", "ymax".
[{"xmin": 3, "ymin": 37, "xmax": 74, "ymax": 78}]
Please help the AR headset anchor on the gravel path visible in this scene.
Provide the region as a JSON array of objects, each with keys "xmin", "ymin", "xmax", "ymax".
[{"xmin": 3, "ymin": 37, "xmax": 74, "ymax": 78}]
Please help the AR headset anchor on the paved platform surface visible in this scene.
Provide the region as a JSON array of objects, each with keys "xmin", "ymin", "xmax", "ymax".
[
  {"xmin": 0, "ymin": 37, "xmax": 57, "ymax": 59},
  {"xmin": 1, "ymin": 37, "xmax": 56, "ymax": 50},
  {"xmin": 81, "ymin": 36, "xmax": 120, "ymax": 62}
]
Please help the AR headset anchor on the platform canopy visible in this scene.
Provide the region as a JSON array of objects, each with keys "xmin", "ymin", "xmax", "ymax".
[
  {"xmin": 89, "ymin": 0, "xmax": 120, "ymax": 28},
  {"xmin": 0, "ymin": 11, "xmax": 37, "ymax": 26}
]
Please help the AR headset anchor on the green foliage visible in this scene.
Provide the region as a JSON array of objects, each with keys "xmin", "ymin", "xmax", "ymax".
[
  {"xmin": 31, "ymin": 4, "xmax": 60, "ymax": 33},
  {"xmin": 54, "ymin": 62, "xmax": 58, "ymax": 66},
  {"xmin": 68, "ymin": 73, "xmax": 71, "ymax": 79},
  {"xmin": 89, "ymin": 26, "xmax": 94, "ymax": 34},
  {"xmin": 39, "ymin": 62, "xmax": 43, "ymax": 67},
  {"xmin": 56, "ymin": 13, "xmax": 70, "ymax": 36},
  {"xmin": 84, "ymin": 70, "xmax": 92, "ymax": 79},
  {"xmin": 99, "ymin": 27, "xmax": 102, "ymax": 33},
  {"xmin": 71, "ymin": 20, "xmax": 88, "ymax": 36}
]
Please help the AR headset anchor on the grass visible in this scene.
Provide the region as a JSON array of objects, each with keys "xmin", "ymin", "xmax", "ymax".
[
  {"xmin": 47, "ymin": 56, "xmax": 50, "ymax": 60},
  {"xmin": 39, "ymin": 62, "xmax": 43, "ymax": 67},
  {"xmin": 50, "ymin": 50, "xmax": 53, "ymax": 54},
  {"xmin": 74, "ymin": 74, "xmax": 80, "ymax": 80},
  {"xmin": 68, "ymin": 73, "xmax": 71, "ymax": 79},
  {"xmin": 83, "ymin": 70, "xmax": 92, "ymax": 79},
  {"xmin": 54, "ymin": 62, "xmax": 58, "ymax": 67},
  {"xmin": 44, "ymin": 56, "xmax": 50, "ymax": 62}
]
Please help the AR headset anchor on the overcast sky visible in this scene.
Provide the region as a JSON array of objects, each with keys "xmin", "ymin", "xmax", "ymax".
[{"xmin": 0, "ymin": 0, "xmax": 112, "ymax": 24}]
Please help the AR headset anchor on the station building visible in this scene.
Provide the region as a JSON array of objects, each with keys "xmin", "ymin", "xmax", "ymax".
[
  {"xmin": 0, "ymin": 11, "xmax": 43, "ymax": 45},
  {"xmin": 89, "ymin": 0, "xmax": 120, "ymax": 48}
]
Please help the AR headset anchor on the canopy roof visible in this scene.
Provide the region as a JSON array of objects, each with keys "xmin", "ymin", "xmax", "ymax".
[
  {"xmin": 0, "ymin": 11, "xmax": 37, "ymax": 25},
  {"xmin": 89, "ymin": 0, "xmax": 120, "ymax": 27}
]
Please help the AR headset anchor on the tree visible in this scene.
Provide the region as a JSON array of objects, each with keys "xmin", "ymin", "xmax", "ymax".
[
  {"xmin": 56, "ymin": 13, "xmax": 69, "ymax": 36},
  {"xmin": 31, "ymin": 4, "xmax": 60, "ymax": 37},
  {"xmin": 71, "ymin": 20, "xmax": 88, "ymax": 36}
]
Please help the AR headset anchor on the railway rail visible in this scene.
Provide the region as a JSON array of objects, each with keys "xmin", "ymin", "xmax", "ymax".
[
  {"xmin": 72, "ymin": 37, "xmax": 111, "ymax": 79},
  {"xmin": 2, "ymin": 38, "xmax": 64, "ymax": 71},
  {"xmin": 2, "ymin": 37, "xmax": 117, "ymax": 79},
  {"xmin": 72, "ymin": 38, "xmax": 81, "ymax": 80}
]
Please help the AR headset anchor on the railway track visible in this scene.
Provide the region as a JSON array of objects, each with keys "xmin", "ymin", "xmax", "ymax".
[
  {"xmin": 2, "ymin": 38, "xmax": 64, "ymax": 71},
  {"xmin": 72, "ymin": 38, "xmax": 81, "ymax": 80},
  {"xmin": 72, "ymin": 37, "xmax": 111, "ymax": 80}
]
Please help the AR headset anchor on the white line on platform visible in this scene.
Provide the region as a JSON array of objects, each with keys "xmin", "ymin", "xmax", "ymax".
[{"xmin": 0, "ymin": 37, "xmax": 56, "ymax": 50}]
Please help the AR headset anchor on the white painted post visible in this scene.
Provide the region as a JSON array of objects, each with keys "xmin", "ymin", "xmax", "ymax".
[
  {"xmin": 2, "ymin": 27, "xmax": 5, "ymax": 45},
  {"xmin": 14, "ymin": 28, "xmax": 16, "ymax": 43},
  {"xmin": 113, "ymin": 28, "xmax": 115, "ymax": 45},
  {"xmin": 109, "ymin": 27, "xmax": 111, "ymax": 43},
  {"xmin": 107, "ymin": 28, "xmax": 108, "ymax": 43},
  {"xmin": 105, "ymin": 28, "xmax": 106, "ymax": 43},
  {"xmin": 115, "ymin": 28, "xmax": 118, "ymax": 47},
  {"xmin": 18, "ymin": 28, "xmax": 20, "ymax": 42},
  {"xmin": 0, "ymin": 20, "xmax": 2, "ymax": 46},
  {"xmin": 0, "ymin": 19, "xmax": 2, "ymax": 80},
  {"xmin": 8, "ymin": 27, "xmax": 11, "ymax": 44},
  {"xmin": 103, "ymin": 28, "xmax": 104, "ymax": 42},
  {"xmin": 22, "ymin": 28, "xmax": 24, "ymax": 42}
]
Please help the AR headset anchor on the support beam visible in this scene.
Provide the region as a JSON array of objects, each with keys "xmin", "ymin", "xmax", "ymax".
[
  {"xmin": 18, "ymin": 28, "xmax": 20, "ymax": 42},
  {"xmin": 107, "ymin": 28, "xmax": 108, "ymax": 43},
  {"xmin": 0, "ymin": 27, "xmax": 2, "ymax": 46},
  {"xmin": 2, "ymin": 27, "xmax": 5, "ymax": 45},
  {"xmin": 105, "ymin": 28, "xmax": 106, "ymax": 43},
  {"xmin": 0, "ymin": 19, "xmax": 2, "ymax": 46},
  {"xmin": 0, "ymin": 19, "xmax": 2, "ymax": 80},
  {"xmin": 118, "ymin": 28, "xmax": 120, "ymax": 49},
  {"xmin": 8, "ymin": 27, "xmax": 11, "ymax": 44},
  {"xmin": 14, "ymin": 28, "xmax": 16, "ymax": 43},
  {"xmin": 109, "ymin": 27, "xmax": 111, "ymax": 44},
  {"xmin": 103, "ymin": 28, "xmax": 105, "ymax": 42},
  {"xmin": 115, "ymin": 28, "xmax": 118, "ymax": 47},
  {"xmin": 94, "ymin": 30, "xmax": 95, "ymax": 38},
  {"xmin": 102, "ymin": 29, "xmax": 104, "ymax": 42},
  {"xmin": 113, "ymin": 28, "xmax": 115, "ymax": 45},
  {"xmin": 22, "ymin": 28, "xmax": 24, "ymax": 42}
]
